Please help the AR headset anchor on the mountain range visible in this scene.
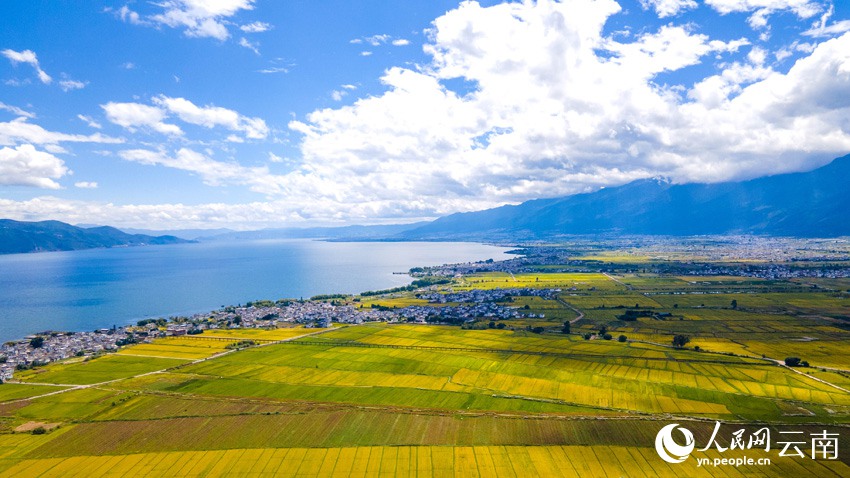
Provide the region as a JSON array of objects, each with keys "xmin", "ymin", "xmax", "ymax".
[
  {"xmin": 1, "ymin": 154, "xmax": 848, "ymax": 254},
  {"xmin": 396, "ymin": 154, "xmax": 850, "ymax": 240},
  {"xmin": 0, "ymin": 220, "xmax": 189, "ymax": 255}
]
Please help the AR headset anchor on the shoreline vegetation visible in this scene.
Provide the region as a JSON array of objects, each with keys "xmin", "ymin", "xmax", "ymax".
[{"xmin": 1, "ymin": 236, "xmax": 849, "ymax": 475}]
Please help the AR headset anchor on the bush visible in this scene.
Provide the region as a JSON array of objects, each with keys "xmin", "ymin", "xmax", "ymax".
[
  {"xmin": 784, "ymin": 357, "xmax": 801, "ymax": 366},
  {"xmin": 602, "ymin": 333, "xmax": 613, "ymax": 340},
  {"xmin": 672, "ymin": 334, "xmax": 690, "ymax": 348},
  {"xmin": 618, "ymin": 335, "xmax": 627, "ymax": 343},
  {"xmin": 31, "ymin": 427, "xmax": 46, "ymax": 435}
]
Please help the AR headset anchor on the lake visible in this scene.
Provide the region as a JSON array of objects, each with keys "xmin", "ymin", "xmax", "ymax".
[{"xmin": 0, "ymin": 240, "xmax": 514, "ymax": 343}]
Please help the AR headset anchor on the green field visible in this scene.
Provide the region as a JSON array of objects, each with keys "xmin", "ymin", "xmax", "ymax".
[{"xmin": 1, "ymin": 268, "xmax": 848, "ymax": 476}]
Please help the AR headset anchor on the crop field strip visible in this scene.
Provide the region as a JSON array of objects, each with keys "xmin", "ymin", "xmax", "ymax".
[{"xmin": 2, "ymin": 445, "xmax": 849, "ymax": 477}]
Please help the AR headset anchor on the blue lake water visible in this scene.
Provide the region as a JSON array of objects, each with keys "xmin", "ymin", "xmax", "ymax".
[{"xmin": 0, "ymin": 240, "xmax": 513, "ymax": 343}]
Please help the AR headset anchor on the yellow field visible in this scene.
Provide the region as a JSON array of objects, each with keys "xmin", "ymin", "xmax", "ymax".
[
  {"xmin": 116, "ymin": 338, "xmax": 230, "ymax": 360},
  {"xmin": 2, "ymin": 445, "xmax": 847, "ymax": 477},
  {"xmin": 200, "ymin": 326, "xmax": 321, "ymax": 341}
]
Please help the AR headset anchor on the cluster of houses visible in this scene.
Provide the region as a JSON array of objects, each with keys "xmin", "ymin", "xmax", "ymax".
[
  {"xmin": 397, "ymin": 302, "xmax": 532, "ymax": 324},
  {"xmin": 418, "ymin": 288, "xmax": 560, "ymax": 304},
  {"xmin": 0, "ymin": 328, "xmax": 132, "ymax": 382}
]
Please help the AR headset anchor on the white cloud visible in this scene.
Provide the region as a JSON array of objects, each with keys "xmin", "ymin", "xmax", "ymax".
[
  {"xmin": 257, "ymin": 66, "xmax": 289, "ymax": 74},
  {"xmin": 0, "ymin": 117, "xmax": 122, "ymax": 146},
  {"xmin": 1, "ymin": 49, "xmax": 52, "ymax": 84},
  {"xmin": 122, "ymin": 62, "xmax": 136, "ymax": 69},
  {"xmin": 148, "ymin": 0, "xmax": 255, "ymax": 40},
  {"xmin": 704, "ymin": 0, "xmax": 823, "ymax": 29},
  {"xmin": 239, "ymin": 37, "xmax": 260, "ymax": 54},
  {"xmin": 360, "ymin": 51, "xmax": 373, "ymax": 57},
  {"xmin": 268, "ymin": 152, "xmax": 284, "ymax": 163},
  {"xmin": 0, "ymin": 102, "xmax": 35, "ymax": 118},
  {"xmin": 117, "ymin": 5, "xmax": 144, "ymax": 25},
  {"xmin": 240, "ymin": 21, "xmax": 271, "ymax": 33},
  {"xmin": 77, "ymin": 114, "xmax": 102, "ymax": 129},
  {"xmin": 59, "ymin": 79, "xmax": 87, "ymax": 92},
  {"xmin": 0, "ymin": 196, "xmax": 314, "ymax": 230},
  {"xmin": 118, "ymin": 148, "xmax": 282, "ymax": 194},
  {"xmin": 276, "ymin": 0, "xmax": 850, "ymax": 220},
  {"xmin": 74, "ymin": 181, "xmax": 98, "ymax": 189},
  {"xmin": 804, "ymin": 20, "xmax": 850, "ymax": 38},
  {"xmin": 353, "ymin": 34, "xmax": 410, "ymax": 47},
  {"xmin": 152, "ymin": 96, "xmax": 269, "ymax": 139},
  {"xmin": 0, "ymin": 144, "xmax": 68, "ymax": 189},
  {"xmin": 640, "ymin": 0, "xmax": 698, "ymax": 18},
  {"xmin": 101, "ymin": 102, "xmax": 183, "ymax": 135}
]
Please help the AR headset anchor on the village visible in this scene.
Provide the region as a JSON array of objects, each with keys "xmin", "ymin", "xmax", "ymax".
[{"xmin": 0, "ymin": 286, "xmax": 556, "ymax": 381}]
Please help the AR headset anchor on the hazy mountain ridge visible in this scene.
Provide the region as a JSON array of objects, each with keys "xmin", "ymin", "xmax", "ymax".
[
  {"xmin": 0, "ymin": 220, "xmax": 190, "ymax": 254},
  {"xmin": 397, "ymin": 154, "xmax": 850, "ymax": 239}
]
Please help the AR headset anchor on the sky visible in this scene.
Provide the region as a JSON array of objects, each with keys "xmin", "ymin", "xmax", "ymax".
[{"xmin": 1, "ymin": 0, "xmax": 849, "ymax": 230}]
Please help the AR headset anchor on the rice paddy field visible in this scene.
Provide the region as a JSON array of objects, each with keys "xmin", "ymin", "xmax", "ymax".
[{"xmin": 0, "ymin": 270, "xmax": 848, "ymax": 476}]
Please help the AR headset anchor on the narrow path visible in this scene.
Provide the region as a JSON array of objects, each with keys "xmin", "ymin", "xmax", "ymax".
[
  {"xmin": 4, "ymin": 327, "xmax": 339, "ymax": 404},
  {"xmin": 554, "ymin": 297, "xmax": 585, "ymax": 324},
  {"xmin": 603, "ymin": 272, "xmax": 632, "ymax": 290}
]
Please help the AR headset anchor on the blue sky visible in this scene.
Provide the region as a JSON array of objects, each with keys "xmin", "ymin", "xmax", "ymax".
[{"xmin": 1, "ymin": 0, "xmax": 849, "ymax": 230}]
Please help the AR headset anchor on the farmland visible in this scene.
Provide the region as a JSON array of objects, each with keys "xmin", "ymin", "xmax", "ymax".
[{"xmin": 0, "ymin": 242, "xmax": 849, "ymax": 476}]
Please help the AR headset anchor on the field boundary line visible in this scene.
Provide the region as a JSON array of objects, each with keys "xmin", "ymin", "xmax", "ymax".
[{"xmin": 2, "ymin": 327, "xmax": 340, "ymax": 404}]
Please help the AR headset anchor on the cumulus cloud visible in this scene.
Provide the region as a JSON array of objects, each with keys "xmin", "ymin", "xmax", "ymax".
[
  {"xmin": 640, "ymin": 0, "xmax": 698, "ymax": 18},
  {"xmin": 1, "ymin": 49, "xmax": 52, "ymax": 84},
  {"xmin": 0, "ymin": 117, "xmax": 122, "ymax": 146},
  {"xmin": 101, "ymin": 102, "xmax": 183, "ymax": 135},
  {"xmin": 0, "ymin": 144, "xmax": 68, "ymax": 189},
  {"xmin": 152, "ymin": 96, "xmax": 269, "ymax": 139},
  {"xmin": 277, "ymin": 0, "xmax": 850, "ymax": 220},
  {"xmin": 145, "ymin": 0, "xmax": 255, "ymax": 40}
]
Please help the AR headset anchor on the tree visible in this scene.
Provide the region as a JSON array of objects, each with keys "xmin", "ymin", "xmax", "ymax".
[
  {"xmin": 785, "ymin": 357, "xmax": 801, "ymax": 367},
  {"xmin": 562, "ymin": 321, "xmax": 570, "ymax": 334},
  {"xmin": 602, "ymin": 333, "xmax": 612, "ymax": 340},
  {"xmin": 618, "ymin": 335, "xmax": 627, "ymax": 343},
  {"xmin": 488, "ymin": 321, "xmax": 496, "ymax": 329},
  {"xmin": 531, "ymin": 326, "xmax": 545, "ymax": 334},
  {"xmin": 672, "ymin": 334, "xmax": 690, "ymax": 348},
  {"xmin": 731, "ymin": 299, "xmax": 738, "ymax": 309},
  {"xmin": 496, "ymin": 323, "xmax": 506, "ymax": 329},
  {"xmin": 29, "ymin": 336, "xmax": 44, "ymax": 348},
  {"xmin": 598, "ymin": 325, "xmax": 607, "ymax": 335}
]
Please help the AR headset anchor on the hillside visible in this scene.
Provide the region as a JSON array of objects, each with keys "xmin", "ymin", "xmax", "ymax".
[
  {"xmin": 0, "ymin": 219, "xmax": 190, "ymax": 254},
  {"xmin": 400, "ymin": 154, "xmax": 850, "ymax": 239}
]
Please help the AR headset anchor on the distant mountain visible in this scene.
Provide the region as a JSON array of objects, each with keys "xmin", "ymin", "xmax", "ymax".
[
  {"xmin": 116, "ymin": 227, "xmax": 236, "ymax": 241},
  {"xmin": 202, "ymin": 222, "xmax": 428, "ymax": 242},
  {"xmin": 0, "ymin": 220, "xmax": 191, "ymax": 255},
  {"xmin": 399, "ymin": 154, "xmax": 850, "ymax": 239}
]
